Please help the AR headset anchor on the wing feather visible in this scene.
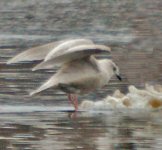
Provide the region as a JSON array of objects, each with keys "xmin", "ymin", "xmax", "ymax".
[
  {"xmin": 30, "ymin": 58, "xmax": 99, "ymax": 95},
  {"xmin": 7, "ymin": 40, "xmax": 66, "ymax": 64},
  {"xmin": 7, "ymin": 38, "xmax": 93, "ymax": 64},
  {"xmin": 32, "ymin": 44, "xmax": 111, "ymax": 70},
  {"xmin": 44, "ymin": 39, "xmax": 93, "ymax": 61}
]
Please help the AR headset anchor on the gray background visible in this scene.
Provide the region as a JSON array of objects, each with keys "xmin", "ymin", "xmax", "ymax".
[{"xmin": 0, "ymin": 0, "xmax": 162, "ymax": 104}]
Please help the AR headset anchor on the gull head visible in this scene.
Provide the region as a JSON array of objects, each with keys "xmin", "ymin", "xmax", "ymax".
[
  {"xmin": 111, "ymin": 61, "xmax": 122, "ymax": 81},
  {"xmin": 99, "ymin": 59, "xmax": 122, "ymax": 81}
]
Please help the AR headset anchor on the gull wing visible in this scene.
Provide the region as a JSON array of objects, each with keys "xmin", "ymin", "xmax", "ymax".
[
  {"xmin": 7, "ymin": 38, "xmax": 93, "ymax": 64},
  {"xmin": 30, "ymin": 58, "xmax": 99, "ymax": 95},
  {"xmin": 44, "ymin": 39, "xmax": 93, "ymax": 61},
  {"xmin": 32, "ymin": 44, "xmax": 111, "ymax": 71},
  {"xmin": 6, "ymin": 40, "xmax": 71, "ymax": 64}
]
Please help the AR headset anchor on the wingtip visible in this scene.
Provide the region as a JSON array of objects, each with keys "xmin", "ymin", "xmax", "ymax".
[
  {"xmin": 29, "ymin": 93, "xmax": 33, "ymax": 96},
  {"xmin": 6, "ymin": 58, "xmax": 14, "ymax": 64},
  {"xmin": 6, "ymin": 55, "xmax": 23, "ymax": 64},
  {"xmin": 32, "ymin": 60, "xmax": 57, "ymax": 71},
  {"xmin": 29, "ymin": 91, "xmax": 36, "ymax": 96},
  {"xmin": 29, "ymin": 88, "xmax": 42, "ymax": 96},
  {"xmin": 44, "ymin": 57, "xmax": 49, "ymax": 62},
  {"xmin": 108, "ymin": 46, "xmax": 111, "ymax": 51},
  {"xmin": 102, "ymin": 45, "xmax": 111, "ymax": 52},
  {"xmin": 6, "ymin": 61, "xmax": 11, "ymax": 65},
  {"xmin": 32, "ymin": 67, "xmax": 37, "ymax": 71},
  {"xmin": 32, "ymin": 64, "xmax": 41, "ymax": 71}
]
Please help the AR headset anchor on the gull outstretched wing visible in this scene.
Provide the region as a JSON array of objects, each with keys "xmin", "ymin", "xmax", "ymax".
[{"xmin": 32, "ymin": 44, "xmax": 111, "ymax": 71}]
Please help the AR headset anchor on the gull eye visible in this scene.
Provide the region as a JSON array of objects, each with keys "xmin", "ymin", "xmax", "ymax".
[{"xmin": 113, "ymin": 67, "xmax": 116, "ymax": 71}]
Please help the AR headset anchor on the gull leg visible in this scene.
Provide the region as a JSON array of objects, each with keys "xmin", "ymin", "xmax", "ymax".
[
  {"xmin": 68, "ymin": 94, "xmax": 78, "ymax": 111},
  {"xmin": 73, "ymin": 95, "xmax": 78, "ymax": 111},
  {"xmin": 68, "ymin": 94, "xmax": 72, "ymax": 104}
]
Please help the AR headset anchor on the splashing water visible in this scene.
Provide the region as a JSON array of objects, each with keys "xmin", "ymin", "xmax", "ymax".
[{"xmin": 80, "ymin": 83, "xmax": 162, "ymax": 110}]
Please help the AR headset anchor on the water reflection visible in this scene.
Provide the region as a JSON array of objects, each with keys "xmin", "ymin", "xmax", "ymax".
[{"xmin": 0, "ymin": 109, "xmax": 161, "ymax": 150}]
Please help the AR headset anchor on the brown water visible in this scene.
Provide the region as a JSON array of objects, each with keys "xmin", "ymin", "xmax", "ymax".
[{"xmin": 0, "ymin": 0, "xmax": 162, "ymax": 149}]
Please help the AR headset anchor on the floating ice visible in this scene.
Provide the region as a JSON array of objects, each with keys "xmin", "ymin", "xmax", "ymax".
[{"xmin": 80, "ymin": 84, "xmax": 162, "ymax": 110}]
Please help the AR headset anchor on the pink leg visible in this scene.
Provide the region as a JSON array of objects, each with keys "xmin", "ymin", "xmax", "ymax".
[
  {"xmin": 68, "ymin": 94, "xmax": 78, "ymax": 111},
  {"xmin": 68, "ymin": 94, "xmax": 72, "ymax": 104},
  {"xmin": 73, "ymin": 95, "xmax": 78, "ymax": 111}
]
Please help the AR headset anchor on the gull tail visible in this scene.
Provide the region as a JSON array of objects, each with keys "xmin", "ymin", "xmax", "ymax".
[{"xmin": 30, "ymin": 75, "xmax": 58, "ymax": 96}]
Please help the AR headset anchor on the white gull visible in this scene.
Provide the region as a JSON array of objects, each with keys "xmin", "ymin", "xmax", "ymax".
[{"xmin": 7, "ymin": 38, "xmax": 122, "ymax": 111}]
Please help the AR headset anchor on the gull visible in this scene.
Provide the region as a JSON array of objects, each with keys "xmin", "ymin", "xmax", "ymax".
[{"xmin": 7, "ymin": 38, "xmax": 122, "ymax": 111}]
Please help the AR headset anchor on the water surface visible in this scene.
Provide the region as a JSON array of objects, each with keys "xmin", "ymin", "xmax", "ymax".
[
  {"xmin": 0, "ymin": 107, "xmax": 162, "ymax": 150},
  {"xmin": 0, "ymin": 0, "xmax": 162, "ymax": 149}
]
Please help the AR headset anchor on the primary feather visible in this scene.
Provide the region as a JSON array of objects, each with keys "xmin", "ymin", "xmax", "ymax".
[
  {"xmin": 32, "ymin": 44, "xmax": 111, "ymax": 71},
  {"xmin": 44, "ymin": 38, "xmax": 94, "ymax": 61},
  {"xmin": 7, "ymin": 40, "xmax": 65, "ymax": 64}
]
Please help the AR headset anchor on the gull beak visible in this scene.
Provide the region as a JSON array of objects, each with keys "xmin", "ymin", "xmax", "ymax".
[{"xmin": 116, "ymin": 74, "xmax": 122, "ymax": 81}]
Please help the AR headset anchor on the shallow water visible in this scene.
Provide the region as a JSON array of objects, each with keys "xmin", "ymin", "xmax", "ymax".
[
  {"xmin": 0, "ymin": 107, "xmax": 162, "ymax": 150},
  {"xmin": 1, "ymin": 0, "xmax": 162, "ymax": 149}
]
